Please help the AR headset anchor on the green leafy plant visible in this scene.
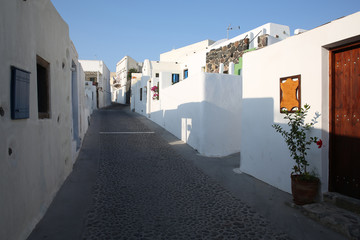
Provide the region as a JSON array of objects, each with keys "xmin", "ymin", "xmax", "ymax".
[
  {"xmin": 127, "ymin": 68, "xmax": 138, "ymax": 81},
  {"xmin": 272, "ymin": 104, "xmax": 322, "ymax": 180}
]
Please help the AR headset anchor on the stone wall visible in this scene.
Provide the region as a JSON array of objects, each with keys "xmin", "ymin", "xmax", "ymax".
[
  {"xmin": 206, "ymin": 39, "xmax": 249, "ymax": 73},
  {"xmin": 257, "ymin": 34, "xmax": 269, "ymax": 48},
  {"xmin": 206, "ymin": 34, "xmax": 272, "ymax": 74}
]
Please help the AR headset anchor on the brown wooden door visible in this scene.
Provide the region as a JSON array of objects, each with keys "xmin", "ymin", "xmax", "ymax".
[{"xmin": 330, "ymin": 42, "xmax": 360, "ymax": 199}]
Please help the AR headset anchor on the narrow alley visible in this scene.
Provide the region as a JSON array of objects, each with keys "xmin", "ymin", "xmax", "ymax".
[{"xmin": 26, "ymin": 104, "xmax": 344, "ymax": 240}]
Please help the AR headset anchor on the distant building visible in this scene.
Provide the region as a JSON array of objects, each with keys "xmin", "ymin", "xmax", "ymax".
[
  {"xmin": 79, "ymin": 60, "xmax": 111, "ymax": 108},
  {"xmin": 115, "ymin": 56, "xmax": 142, "ymax": 104},
  {"xmin": 110, "ymin": 72, "xmax": 118, "ymax": 102}
]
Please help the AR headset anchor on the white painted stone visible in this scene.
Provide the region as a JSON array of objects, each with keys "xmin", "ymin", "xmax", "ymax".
[
  {"xmin": 229, "ymin": 62, "xmax": 235, "ymax": 75},
  {"xmin": 219, "ymin": 63, "xmax": 224, "ymax": 73}
]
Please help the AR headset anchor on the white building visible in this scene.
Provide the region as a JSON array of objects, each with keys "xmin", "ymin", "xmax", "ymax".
[
  {"xmin": 79, "ymin": 60, "xmax": 111, "ymax": 108},
  {"xmin": 115, "ymin": 56, "xmax": 142, "ymax": 104},
  {"xmin": 133, "ymin": 39, "xmax": 242, "ymax": 157},
  {"xmin": 0, "ymin": 1, "xmax": 92, "ymax": 239},
  {"xmin": 240, "ymin": 12, "xmax": 360, "ymax": 199},
  {"xmin": 132, "ymin": 24, "xmax": 290, "ymax": 157}
]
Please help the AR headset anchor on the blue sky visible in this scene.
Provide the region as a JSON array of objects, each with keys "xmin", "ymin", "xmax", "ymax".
[{"xmin": 51, "ymin": 0, "xmax": 359, "ymax": 72}]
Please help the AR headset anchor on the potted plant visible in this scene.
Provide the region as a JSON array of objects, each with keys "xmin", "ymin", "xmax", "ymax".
[{"xmin": 272, "ymin": 104, "xmax": 322, "ymax": 205}]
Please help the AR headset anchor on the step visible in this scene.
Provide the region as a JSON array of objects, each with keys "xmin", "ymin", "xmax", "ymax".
[
  {"xmin": 287, "ymin": 201, "xmax": 360, "ymax": 240},
  {"xmin": 323, "ymin": 192, "xmax": 360, "ymax": 215}
]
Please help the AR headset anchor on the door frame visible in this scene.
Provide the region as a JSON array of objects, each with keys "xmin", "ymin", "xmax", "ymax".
[{"xmin": 328, "ymin": 41, "xmax": 360, "ymax": 192}]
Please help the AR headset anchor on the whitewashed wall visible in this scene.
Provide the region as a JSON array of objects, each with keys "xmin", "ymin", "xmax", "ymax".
[
  {"xmin": 148, "ymin": 61, "xmax": 182, "ymax": 80},
  {"xmin": 130, "ymin": 74, "xmax": 142, "ymax": 111},
  {"xmin": 0, "ymin": 1, "xmax": 77, "ymax": 239},
  {"xmin": 70, "ymin": 42, "xmax": 84, "ymax": 162},
  {"xmin": 160, "ymin": 39, "xmax": 214, "ymax": 62},
  {"xmin": 85, "ymin": 81, "xmax": 97, "ymax": 113},
  {"xmin": 78, "ymin": 65, "xmax": 89, "ymax": 139},
  {"xmin": 114, "ymin": 86, "xmax": 126, "ymax": 104},
  {"xmin": 131, "ymin": 75, "xmax": 149, "ymax": 115},
  {"xmin": 148, "ymin": 72, "xmax": 242, "ymax": 157},
  {"xmin": 180, "ymin": 50, "xmax": 207, "ymax": 78},
  {"xmin": 240, "ymin": 12, "xmax": 360, "ymax": 194},
  {"xmin": 101, "ymin": 63, "xmax": 111, "ymax": 107}
]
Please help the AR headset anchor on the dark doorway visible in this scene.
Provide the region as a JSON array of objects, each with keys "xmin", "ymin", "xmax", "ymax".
[
  {"xmin": 329, "ymin": 41, "xmax": 360, "ymax": 199},
  {"xmin": 36, "ymin": 55, "xmax": 50, "ymax": 119}
]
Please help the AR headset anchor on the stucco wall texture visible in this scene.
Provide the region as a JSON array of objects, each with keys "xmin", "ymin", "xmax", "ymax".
[
  {"xmin": 0, "ymin": 1, "xmax": 82, "ymax": 239},
  {"xmin": 147, "ymin": 72, "xmax": 242, "ymax": 157}
]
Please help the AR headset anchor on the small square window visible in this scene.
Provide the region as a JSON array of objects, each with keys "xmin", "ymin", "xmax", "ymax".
[
  {"xmin": 155, "ymin": 73, "xmax": 159, "ymax": 78},
  {"xmin": 172, "ymin": 74, "xmax": 179, "ymax": 84},
  {"xmin": 184, "ymin": 69, "xmax": 188, "ymax": 79}
]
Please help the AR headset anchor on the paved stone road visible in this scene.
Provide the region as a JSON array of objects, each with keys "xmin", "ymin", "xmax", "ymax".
[{"xmin": 80, "ymin": 104, "xmax": 290, "ymax": 240}]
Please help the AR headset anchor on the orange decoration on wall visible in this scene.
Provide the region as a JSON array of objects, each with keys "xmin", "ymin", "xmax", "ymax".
[{"xmin": 280, "ymin": 75, "xmax": 301, "ymax": 113}]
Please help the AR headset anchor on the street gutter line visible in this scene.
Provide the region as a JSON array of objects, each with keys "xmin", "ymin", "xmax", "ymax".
[{"xmin": 99, "ymin": 132, "xmax": 155, "ymax": 134}]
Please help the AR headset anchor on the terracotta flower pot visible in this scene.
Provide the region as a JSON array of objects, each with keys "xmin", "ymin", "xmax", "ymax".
[{"xmin": 291, "ymin": 174, "xmax": 320, "ymax": 205}]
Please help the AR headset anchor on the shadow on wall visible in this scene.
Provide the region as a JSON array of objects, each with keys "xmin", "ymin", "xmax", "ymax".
[
  {"xmin": 240, "ymin": 97, "xmax": 326, "ymax": 194},
  {"xmin": 150, "ymin": 100, "xmax": 241, "ymax": 157},
  {"xmin": 240, "ymin": 97, "xmax": 276, "ymax": 173}
]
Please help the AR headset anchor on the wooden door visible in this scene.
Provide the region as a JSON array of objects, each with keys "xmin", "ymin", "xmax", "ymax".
[{"xmin": 330, "ymin": 42, "xmax": 360, "ymax": 199}]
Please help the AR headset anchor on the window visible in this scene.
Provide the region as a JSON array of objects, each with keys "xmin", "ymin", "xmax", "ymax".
[
  {"xmin": 140, "ymin": 88, "xmax": 142, "ymax": 101},
  {"xmin": 184, "ymin": 69, "xmax": 188, "ymax": 79},
  {"xmin": 36, "ymin": 55, "xmax": 50, "ymax": 119},
  {"xmin": 172, "ymin": 74, "xmax": 179, "ymax": 84},
  {"xmin": 10, "ymin": 66, "xmax": 30, "ymax": 119},
  {"xmin": 155, "ymin": 73, "xmax": 159, "ymax": 78}
]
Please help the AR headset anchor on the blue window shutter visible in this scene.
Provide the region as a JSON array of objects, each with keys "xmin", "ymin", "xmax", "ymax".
[
  {"xmin": 11, "ymin": 66, "xmax": 30, "ymax": 119},
  {"xmin": 172, "ymin": 73, "xmax": 180, "ymax": 84},
  {"xmin": 184, "ymin": 70, "xmax": 188, "ymax": 79}
]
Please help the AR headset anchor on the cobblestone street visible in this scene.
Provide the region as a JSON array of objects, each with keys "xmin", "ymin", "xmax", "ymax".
[
  {"xmin": 28, "ymin": 104, "xmax": 344, "ymax": 240},
  {"xmin": 80, "ymin": 107, "xmax": 289, "ymax": 240}
]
